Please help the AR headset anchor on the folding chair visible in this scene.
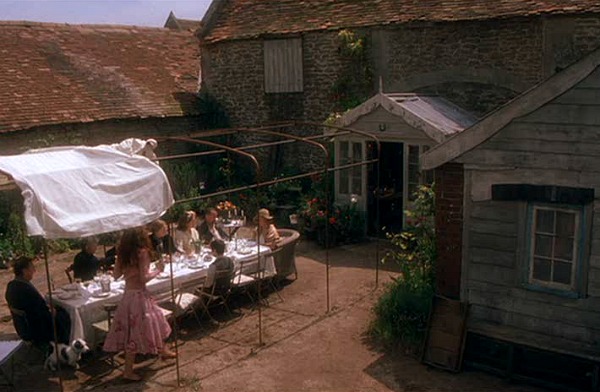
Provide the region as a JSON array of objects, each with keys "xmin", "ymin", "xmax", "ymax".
[
  {"xmin": 247, "ymin": 249, "xmax": 283, "ymax": 305},
  {"xmin": 157, "ymin": 281, "xmax": 202, "ymax": 328},
  {"xmin": 230, "ymin": 259, "xmax": 257, "ymax": 306},
  {"xmin": 64, "ymin": 265, "xmax": 74, "ymax": 284},
  {"xmin": 6, "ymin": 308, "xmax": 39, "ymax": 370},
  {"xmin": 197, "ymin": 269, "xmax": 235, "ymax": 324}
]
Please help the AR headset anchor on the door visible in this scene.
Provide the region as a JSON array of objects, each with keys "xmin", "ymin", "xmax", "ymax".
[
  {"xmin": 367, "ymin": 142, "xmax": 434, "ymax": 236},
  {"xmin": 367, "ymin": 142, "xmax": 404, "ymax": 235}
]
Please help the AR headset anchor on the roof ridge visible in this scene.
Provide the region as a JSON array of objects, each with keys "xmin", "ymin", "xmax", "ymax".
[{"xmin": 0, "ymin": 20, "xmax": 189, "ymax": 32}]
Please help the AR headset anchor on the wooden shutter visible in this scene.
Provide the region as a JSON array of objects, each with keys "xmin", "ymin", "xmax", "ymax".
[{"xmin": 264, "ymin": 38, "xmax": 303, "ymax": 93}]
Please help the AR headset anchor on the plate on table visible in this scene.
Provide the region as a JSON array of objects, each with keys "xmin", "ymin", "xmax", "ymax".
[
  {"xmin": 237, "ymin": 248, "xmax": 252, "ymax": 255},
  {"xmin": 91, "ymin": 291, "xmax": 111, "ymax": 298},
  {"xmin": 63, "ymin": 283, "xmax": 79, "ymax": 292},
  {"xmin": 202, "ymin": 255, "xmax": 215, "ymax": 263},
  {"xmin": 57, "ymin": 292, "xmax": 76, "ymax": 300},
  {"xmin": 188, "ymin": 262, "xmax": 205, "ymax": 270},
  {"xmin": 156, "ymin": 272, "xmax": 171, "ymax": 279}
]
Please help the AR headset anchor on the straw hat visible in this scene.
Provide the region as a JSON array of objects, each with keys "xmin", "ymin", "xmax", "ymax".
[{"xmin": 257, "ymin": 208, "xmax": 274, "ymax": 221}]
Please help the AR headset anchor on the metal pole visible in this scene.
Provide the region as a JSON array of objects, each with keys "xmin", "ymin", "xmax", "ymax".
[
  {"xmin": 375, "ymin": 143, "xmax": 382, "ymax": 288},
  {"xmin": 43, "ymin": 239, "xmax": 64, "ymax": 392},
  {"xmin": 166, "ymin": 223, "xmax": 181, "ymax": 387},
  {"xmin": 156, "ymin": 131, "xmax": 351, "ymax": 163}
]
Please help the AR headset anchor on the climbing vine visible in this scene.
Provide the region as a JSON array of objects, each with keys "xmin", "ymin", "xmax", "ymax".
[{"xmin": 330, "ymin": 29, "xmax": 374, "ymax": 113}]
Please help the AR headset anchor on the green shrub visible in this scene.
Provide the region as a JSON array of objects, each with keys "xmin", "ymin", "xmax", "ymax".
[
  {"xmin": 371, "ymin": 277, "xmax": 433, "ymax": 348},
  {"xmin": 371, "ymin": 184, "xmax": 436, "ymax": 349}
]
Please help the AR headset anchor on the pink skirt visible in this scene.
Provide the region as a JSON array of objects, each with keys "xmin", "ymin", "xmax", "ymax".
[{"xmin": 103, "ymin": 289, "xmax": 171, "ymax": 355}]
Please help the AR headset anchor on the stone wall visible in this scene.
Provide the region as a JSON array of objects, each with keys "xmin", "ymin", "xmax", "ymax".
[{"xmin": 201, "ymin": 14, "xmax": 600, "ymax": 128}]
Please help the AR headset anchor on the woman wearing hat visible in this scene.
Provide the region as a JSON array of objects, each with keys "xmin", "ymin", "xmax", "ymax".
[{"xmin": 255, "ymin": 208, "xmax": 280, "ymax": 249}]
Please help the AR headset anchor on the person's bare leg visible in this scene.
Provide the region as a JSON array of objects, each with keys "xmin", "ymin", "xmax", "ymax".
[
  {"xmin": 123, "ymin": 351, "xmax": 141, "ymax": 380},
  {"xmin": 160, "ymin": 342, "xmax": 176, "ymax": 359}
]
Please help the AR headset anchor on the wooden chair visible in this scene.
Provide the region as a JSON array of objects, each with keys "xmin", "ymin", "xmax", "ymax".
[
  {"xmin": 230, "ymin": 259, "xmax": 257, "ymax": 305},
  {"xmin": 247, "ymin": 249, "xmax": 283, "ymax": 305},
  {"xmin": 6, "ymin": 308, "xmax": 37, "ymax": 368},
  {"xmin": 197, "ymin": 269, "xmax": 234, "ymax": 323},
  {"xmin": 64, "ymin": 265, "xmax": 74, "ymax": 284},
  {"xmin": 156, "ymin": 282, "xmax": 200, "ymax": 327}
]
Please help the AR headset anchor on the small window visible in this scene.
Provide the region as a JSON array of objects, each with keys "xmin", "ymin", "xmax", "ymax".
[
  {"xmin": 264, "ymin": 38, "xmax": 303, "ymax": 93},
  {"xmin": 407, "ymin": 145, "xmax": 434, "ymax": 201},
  {"xmin": 338, "ymin": 141, "xmax": 362, "ymax": 196},
  {"xmin": 528, "ymin": 205, "xmax": 584, "ymax": 293}
]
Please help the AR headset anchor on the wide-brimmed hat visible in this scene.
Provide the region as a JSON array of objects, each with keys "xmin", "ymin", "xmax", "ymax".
[{"xmin": 257, "ymin": 208, "xmax": 274, "ymax": 221}]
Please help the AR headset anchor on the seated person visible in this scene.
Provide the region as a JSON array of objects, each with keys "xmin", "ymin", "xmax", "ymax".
[
  {"xmin": 254, "ymin": 208, "xmax": 281, "ymax": 250},
  {"xmin": 205, "ymin": 239, "xmax": 234, "ymax": 292},
  {"xmin": 198, "ymin": 208, "xmax": 230, "ymax": 244},
  {"xmin": 5, "ymin": 256, "xmax": 71, "ymax": 345},
  {"xmin": 148, "ymin": 219, "xmax": 175, "ymax": 258},
  {"xmin": 68, "ymin": 236, "xmax": 101, "ymax": 281},
  {"xmin": 173, "ymin": 210, "xmax": 200, "ymax": 255}
]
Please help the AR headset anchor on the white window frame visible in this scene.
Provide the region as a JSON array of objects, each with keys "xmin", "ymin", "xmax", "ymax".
[
  {"xmin": 528, "ymin": 205, "xmax": 581, "ymax": 292},
  {"xmin": 335, "ymin": 139, "xmax": 366, "ymax": 210}
]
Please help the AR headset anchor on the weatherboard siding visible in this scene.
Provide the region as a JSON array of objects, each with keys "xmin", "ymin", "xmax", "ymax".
[{"xmin": 457, "ymin": 64, "xmax": 600, "ymax": 358}]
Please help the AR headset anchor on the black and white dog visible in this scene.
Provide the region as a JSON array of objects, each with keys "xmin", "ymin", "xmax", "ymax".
[{"xmin": 44, "ymin": 339, "xmax": 90, "ymax": 371}]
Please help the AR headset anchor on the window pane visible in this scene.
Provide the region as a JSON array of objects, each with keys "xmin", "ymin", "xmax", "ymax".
[
  {"xmin": 553, "ymin": 261, "xmax": 572, "ymax": 285},
  {"xmin": 533, "ymin": 258, "xmax": 552, "ymax": 281},
  {"xmin": 554, "ymin": 237, "xmax": 574, "ymax": 260},
  {"xmin": 534, "ymin": 234, "xmax": 553, "ymax": 257},
  {"xmin": 353, "ymin": 142, "xmax": 362, "ymax": 160},
  {"xmin": 339, "ymin": 169, "xmax": 349, "ymax": 194},
  {"xmin": 408, "ymin": 145, "xmax": 419, "ymax": 164},
  {"xmin": 352, "ymin": 175, "xmax": 362, "ymax": 194},
  {"xmin": 556, "ymin": 211, "xmax": 575, "ymax": 237},
  {"xmin": 535, "ymin": 209, "xmax": 554, "ymax": 233},
  {"xmin": 340, "ymin": 142, "xmax": 349, "ymax": 162}
]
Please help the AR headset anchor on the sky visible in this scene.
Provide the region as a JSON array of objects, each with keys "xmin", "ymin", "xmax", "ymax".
[{"xmin": 0, "ymin": 0, "xmax": 212, "ymax": 27}]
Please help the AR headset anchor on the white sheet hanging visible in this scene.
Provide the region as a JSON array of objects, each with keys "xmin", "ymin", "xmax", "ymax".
[{"xmin": 0, "ymin": 142, "xmax": 174, "ymax": 239}]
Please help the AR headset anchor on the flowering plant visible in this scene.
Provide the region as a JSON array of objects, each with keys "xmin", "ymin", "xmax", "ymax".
[
  {"xmin": 216, "ymin": 200, "xmax": 237, "ymax": 211},
  {"xmin": 300, "ymin": 197, "xmax": 364, "ymax": 247}
]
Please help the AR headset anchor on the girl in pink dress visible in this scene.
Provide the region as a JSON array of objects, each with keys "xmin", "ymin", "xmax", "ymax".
[{"xmin": 103, "ymin": 227, "xmax": 175, "ymax": 381}]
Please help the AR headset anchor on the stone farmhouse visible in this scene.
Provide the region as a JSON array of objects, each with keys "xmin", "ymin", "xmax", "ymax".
[{"xmin": 197, "ymin": 0, "xmax": 600, "ymax": 235}]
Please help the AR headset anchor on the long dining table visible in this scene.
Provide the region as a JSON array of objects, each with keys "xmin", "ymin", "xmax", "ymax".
[{"xmin": 49, "ymin": 243, "xmax": 274, "ymax": 347}]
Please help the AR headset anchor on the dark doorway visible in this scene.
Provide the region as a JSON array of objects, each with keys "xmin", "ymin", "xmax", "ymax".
[{"xmin": 367, "ymin": 142, "xmax": 404, "ymax": 236}]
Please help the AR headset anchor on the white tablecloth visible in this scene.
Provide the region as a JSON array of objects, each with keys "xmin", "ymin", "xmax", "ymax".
[{"xmin": 49, "ymin": 245, "xmax": 273, "ymax": 347}]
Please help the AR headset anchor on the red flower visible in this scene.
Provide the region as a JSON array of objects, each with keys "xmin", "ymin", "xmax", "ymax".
[
  {"xmin": 329, "ymin": 217, "xmax": 337, "ymax": 225},
  {"xmin": 317, "ymin": 210, "xmax": 325, "ymax": 217}
]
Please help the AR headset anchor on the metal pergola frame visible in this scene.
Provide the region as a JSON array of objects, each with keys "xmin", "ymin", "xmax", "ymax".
[{"xmin": 1, "ymin": 121, "xmax": 381, "ymax": 391}]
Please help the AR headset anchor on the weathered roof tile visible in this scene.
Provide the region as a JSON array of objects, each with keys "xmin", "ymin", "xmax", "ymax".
[
  {"xmin": 203, "ymin": 0, "xmax": 600, "ymax": 43},
  {"xmin": 0, "ymin": 21, "xmax": 200, "ymax": 134}
]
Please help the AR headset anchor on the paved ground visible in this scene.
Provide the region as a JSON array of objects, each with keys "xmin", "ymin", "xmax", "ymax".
[{"xmin": 0, "ymin": 240, "xmax": 545, "ymax": 392}]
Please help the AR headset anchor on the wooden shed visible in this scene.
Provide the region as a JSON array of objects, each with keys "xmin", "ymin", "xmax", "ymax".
[
  {"xmin": 331, "ymin": 92, "xmax": 476, "ymax": 233},
  {"xmin": 422, "ymin": 47, "xmax": 600, "ymax": 390}
]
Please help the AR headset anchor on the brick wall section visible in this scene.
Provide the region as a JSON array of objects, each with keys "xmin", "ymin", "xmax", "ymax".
[{"xmin": 434, "ymin": 162, "xmax": 464, "ymax": 299}]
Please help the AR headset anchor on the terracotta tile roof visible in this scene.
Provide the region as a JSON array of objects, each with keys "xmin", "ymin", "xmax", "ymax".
[
  {"xmin": 0, "ymin": 21, "xmax": 200, "ymax": 134},
  {"xmin": 202, "ymin": 0, "xmax": 600, "ymax": 43},
  {"xmin": 164, "ymin": 11, "xmax": 203, "ymax": 32}
]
